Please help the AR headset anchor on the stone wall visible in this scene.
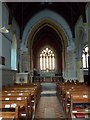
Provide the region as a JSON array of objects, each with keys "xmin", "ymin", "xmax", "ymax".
[{"xmin": 20, "ymin": 51, "xmax": 29, "ymax": 72}]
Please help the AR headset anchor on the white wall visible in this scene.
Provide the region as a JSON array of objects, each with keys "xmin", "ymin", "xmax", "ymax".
[
  {"xmin": 1, "ymin": 3, "xmax": 20, "ymax": 69},
  {"xmin": 2, "ymin": 69, "xmax": 16, "ymax": 87},
  {"xmin": 0, "ymin": 3, "xmax": 20, "ymax": 86},
  {"xmin": 2, "ymin": 3, "xmax": 9, "ymax": 30},
  {"xmin": 2, "ymin": 34, "xmax": 11, "ymax": 68}
]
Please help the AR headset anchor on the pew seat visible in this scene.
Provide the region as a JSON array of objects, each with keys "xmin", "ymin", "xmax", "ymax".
[{"xmin": 0, "ymin": 105, "xmax": 19, "ymax": 119}]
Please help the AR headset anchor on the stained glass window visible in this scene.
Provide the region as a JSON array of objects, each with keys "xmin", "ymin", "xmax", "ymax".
[
  {"xmin": 82, "ymin": 46, "xmax": 88, "ymax": 69},
  {"xmin": 40, "ymin": 48, "xmax": 55, "ymax": 71}
]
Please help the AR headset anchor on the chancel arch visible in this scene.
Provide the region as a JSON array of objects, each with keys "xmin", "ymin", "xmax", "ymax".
[
  {"xmin": 27, "ymin": 23, "xmax": 67, "ymax": 77},
  {"xmin": 22, "ymin": 9, "xmax": 72, "ymax": 49},
  {"xmin": 21, "ymin": 10, "xmax": 73, "ymax": 79}
]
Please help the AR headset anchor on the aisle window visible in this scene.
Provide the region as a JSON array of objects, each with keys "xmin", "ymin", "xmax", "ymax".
[
  {"xmin": 11, "ymin": 34, "xmax": 17, "ymax": 70},
  {"xmin": 82, "ymin": 46, "xmax": 88, "ymax": 69}
]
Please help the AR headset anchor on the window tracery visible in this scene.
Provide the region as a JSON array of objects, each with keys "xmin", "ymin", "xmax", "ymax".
[{"xmin": 40, "ymin": 48, "xmax": 55, "ymax": 71}]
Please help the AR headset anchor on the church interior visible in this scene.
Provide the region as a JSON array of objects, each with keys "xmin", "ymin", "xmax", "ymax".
[{"xmin": 0, "ymin": 1, "xmax": 90, "ymax": 119}]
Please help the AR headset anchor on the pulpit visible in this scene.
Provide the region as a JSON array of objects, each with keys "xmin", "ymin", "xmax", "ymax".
[{"xmin": 15, "ymin": 73, "xmax": 29, "ymax": 83}]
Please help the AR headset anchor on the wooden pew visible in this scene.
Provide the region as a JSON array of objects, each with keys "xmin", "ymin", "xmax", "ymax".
[
  {"xmin": 70, "ymin": 93, "xmax": 90, "ymax": 118},
  {"xmin": 0, "ymin": 98, "xmax": 30, "ymax": 119},
  {"xmin": 1, "ymin": 92, "xmax": 34, "ymax": 118},
  {"xmin": 1, "ymin": 89, "xmax": 38, "ymax": 111},
  {"xmin": 2, "ymin": 83, "xmax": 41, "ymax": 107},
  {"xmin": 1, "ymin": 83, "xmax": 41, "ymax": 119},
  {"xmin": 0, "ymin": 104, "xmax": 20, "ymax": 119},
  {"xmin": 56, "ymin": 82, "xmax": 90, "ymax": 118}
]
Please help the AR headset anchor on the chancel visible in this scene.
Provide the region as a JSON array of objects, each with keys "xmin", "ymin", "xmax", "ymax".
[{"xmin": 0, "ymin": 1, "xmax": 90, "ymax": 119}]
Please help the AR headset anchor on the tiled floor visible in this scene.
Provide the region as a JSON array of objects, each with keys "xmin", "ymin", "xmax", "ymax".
[{"xmin": 35, "ymin": 96, "xmax": 65, "ymax": 119}]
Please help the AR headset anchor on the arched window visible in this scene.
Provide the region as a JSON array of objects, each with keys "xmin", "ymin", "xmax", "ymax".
[
  {"xmin": 40, "ymin": 48, "xmax": 55, "ymax": 71},
  {"xmin": 11, "ymin": 34, "xmax": 17, "ymax": 70},
  {"xmin": 82, "ymin": 46, "xmax": 88, "ymax": 69}
]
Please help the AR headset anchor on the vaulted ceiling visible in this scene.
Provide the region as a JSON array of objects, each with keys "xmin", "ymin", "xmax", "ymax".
[{"xmin": 6, "ymin": 2, "xmax": 87, "ymax": 38}]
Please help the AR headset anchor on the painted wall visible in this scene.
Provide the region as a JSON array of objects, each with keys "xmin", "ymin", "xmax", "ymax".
[
  {"xmin": 1, "ymin": 3, "xmax": 20, "ymax": 69},
  {"xmin": 2, "ymin": 34, "xmax": 11, "ymax": 68},
  {"xmin": 2, "ymin": 69, "xmax": 16, "ymax": 87},
  {"xmin": 0, "ymin": 3, "xmax": 20, "ymax": 86}
]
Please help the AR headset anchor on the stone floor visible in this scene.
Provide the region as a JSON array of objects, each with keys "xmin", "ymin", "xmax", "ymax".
[
  {"xmin": 41, "ymin": 90, "xmax": 56, "ymax": 96},
  {"xmin": 34, "ymin": 83, "xmax": 66, "ymax": 119},
  {"xmin": 35, "ymin": 96, "xmax": 65, "ymax": 119}
]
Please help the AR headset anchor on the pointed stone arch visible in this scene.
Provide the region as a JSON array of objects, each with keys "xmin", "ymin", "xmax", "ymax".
[
  {"xmin": 27, "ymin": 18, "xmax": 67, "ymax": 74},
  {"xmin": 21, "ymin": 9, "xmax": 73, "ymax": 76},
  {"xmin": 21, "ymin": 9, "xmax": 72, "ymax": 50}
]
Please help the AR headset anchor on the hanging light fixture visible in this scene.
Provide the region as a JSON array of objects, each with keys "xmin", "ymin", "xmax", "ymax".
[{"xmin": 0, "ymin": 26, "xmax": 9, "ymax": 33}]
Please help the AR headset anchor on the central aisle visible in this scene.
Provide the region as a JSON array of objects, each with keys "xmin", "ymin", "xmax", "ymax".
[
  {"xmin": 35, "ymin": 96, "xmax": 65, "ymax": 118},
  {"xmin": 35, "ymin": 83, "xmax": 65, "ymax": 119}
]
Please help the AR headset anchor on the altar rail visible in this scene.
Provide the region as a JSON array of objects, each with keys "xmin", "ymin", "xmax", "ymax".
[{"xmin": 33, "ymin": 76, "xmax": 63, "ymax": 82}]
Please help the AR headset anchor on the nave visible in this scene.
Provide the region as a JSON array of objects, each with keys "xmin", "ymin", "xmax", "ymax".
[
  {"xmin": 0, "ymin": 81, "xmax": 90, "ymax": 119},
  {"xmin": 0, "ymin": 2, "xmax": 90, "ymax": 120}
]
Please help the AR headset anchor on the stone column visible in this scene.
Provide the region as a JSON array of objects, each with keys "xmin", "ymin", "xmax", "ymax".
[
  {"xmin": 66, "ymin": 47, "xmax": 77, "ymax": 81},
  {"xmin": 19, "ymin": 50, "xmax": 23, "ymax": 72},
  {"xmin": 76, "ymin": 59, "xmax": 84, "ymax": 82},
  {"xmin": 30, "ymin": 70, "xmax": 33, "ymax": 83}
]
